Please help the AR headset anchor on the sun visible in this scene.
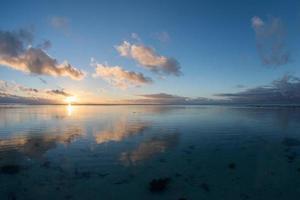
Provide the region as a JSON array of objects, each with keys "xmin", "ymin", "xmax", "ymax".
[{"xmin": 65, "ymin": 96, "xmax": 77, "ymax": 105}]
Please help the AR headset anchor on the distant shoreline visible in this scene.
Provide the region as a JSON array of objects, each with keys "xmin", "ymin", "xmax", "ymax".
[{"xmin": 1, "ymin": 103, "xmax": 300, "ymax": 108}]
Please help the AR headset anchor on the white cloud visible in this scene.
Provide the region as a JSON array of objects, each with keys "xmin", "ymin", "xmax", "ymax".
[{"xmin": 251, "ymin": 16, "xmax": 264, "ymax": 30}]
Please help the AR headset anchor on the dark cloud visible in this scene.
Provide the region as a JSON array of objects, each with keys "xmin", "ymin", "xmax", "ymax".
[
  {"xmin": 37, "ymin": 40, "xmax": 51, "ymax": 50},
  {"xmin": 38, "ymin": 77, "xmax": 47, "ymax": 84},
  {"xmin": 0, "ymin": 28, "xmax": 33, "ymax": 57},
  {"xmin": 47, "ymin": 89, "xmax": 71, "ymax": 97},
  {"xmin": 251, "ymin": 16, "xmax": 291, "ymax": 67},
  {"xmin": 131, "ymin": 93, "xmax": 217, "ymax": 104},
  {"xmin": 0, "ymin": 92, "xmax": 57, "ymax": 104},
  {"xmin": 20, "ymin": 87, "xmax": 39, "ymax": 93},
  {"xmin": 216, "ymin": 75, "xmax": 300, "ymax": 104},
  {"xmin": 0, "ymin": 29, "xmax": 85, "ymax": 80},
  {"xmin": 236, "ymin": 84, "xmax": 246, "ymax": 88}
]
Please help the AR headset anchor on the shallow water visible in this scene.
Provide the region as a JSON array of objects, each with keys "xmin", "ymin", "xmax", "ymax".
[{"xmin": 1, "ymin": 105, "xmax": 300, "ymax": 199}]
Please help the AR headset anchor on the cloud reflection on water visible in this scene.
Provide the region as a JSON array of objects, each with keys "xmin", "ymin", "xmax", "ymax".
[
  {"xmin": 94, "ymin": 119, "xmax": 149, "ymax": 144},
  {"xmin": 120, "ymin": 133, "xmax": 179, "ymax": 165},
  {"xmin": 0, "ymin": 127, "xmax": 85, "ymax": 160}
]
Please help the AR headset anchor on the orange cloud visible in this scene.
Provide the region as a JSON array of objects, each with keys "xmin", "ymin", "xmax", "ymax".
[
  {"xmin": 92, "ymin": 62, "xmax": 152, "ymax": 89},
  {"xmin": 116, "ymin": 41, "xmax": 182, "ymax": 76},
  {"xmin": 0, "ymin": 29, "xmax": 85, "ymax": 80}
]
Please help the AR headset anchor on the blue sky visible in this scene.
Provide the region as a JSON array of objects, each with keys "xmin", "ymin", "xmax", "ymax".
[{"xmin": 1, "ymin": 0, "xmax": 300, "ymax": 104}]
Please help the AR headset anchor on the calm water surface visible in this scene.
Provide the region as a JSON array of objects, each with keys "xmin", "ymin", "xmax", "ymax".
[{"xmin": 1, "ymin": 105, "xmax": 300, "ymax": 199}]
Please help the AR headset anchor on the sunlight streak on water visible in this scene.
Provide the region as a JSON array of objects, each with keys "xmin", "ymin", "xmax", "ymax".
[{"xmin": 67, "ymin": 104, "xmax": 73, "ymax": 116}]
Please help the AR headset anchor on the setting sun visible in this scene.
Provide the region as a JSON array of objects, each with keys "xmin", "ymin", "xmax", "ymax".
[{"xmin": 65, "ymin": 96, "xmax": 77, "ymax": 105}]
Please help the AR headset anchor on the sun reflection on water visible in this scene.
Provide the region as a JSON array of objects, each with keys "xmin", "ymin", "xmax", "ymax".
[{"xmin": 67, "ymin": 104, "xmax": 73, "ymax": 116}]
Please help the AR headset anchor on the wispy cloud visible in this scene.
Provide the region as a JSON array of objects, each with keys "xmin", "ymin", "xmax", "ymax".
[
  {"xmin": 131, "ymin": 33, "xmax": 141, "ymax": 42},
  {"xmin": 0, "ymin": 80, "xmax": 72, "ymax": 104},
  {"xmin": 92, "ymin": 61, "xmax": 152, "ymax": 89},
  {"xmin": 154, "ymin": 31, "xmax": 170, "ymax": 43},
  {"xmin": 116, "ymin": 41, "xmax": 182, "ymax": 76},
  {"xmin": 251, "ymin": 16, "xmax": 291, "ymax": 67},
  {"xmin": 38, "ymin": 77, "xmax": 47, "ymax": 84},
  {"xmin": 50, "ymin": 16, "xmax": 70, "ymax": 35},
  {"xmin": 0, "ymin": 29, "xmax": 85, "ymax": 80}
]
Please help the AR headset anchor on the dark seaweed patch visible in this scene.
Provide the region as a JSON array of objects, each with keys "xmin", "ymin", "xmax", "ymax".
[
  {"xmin": 1, "ymin": 164, "xmax": 21, "ymax": 175},
  {"xmin": 240, "ymin": 193, "xmax": 250, "ymax": 199},
  {"xmin": 149, "ymin": 177, "xmax": 171, "ymax": 192},
  {"xmin": 286, "ymin": 153, "xmax": 296, "ymax": 163},
  {"xmin": 41, "ymin": 161, "xmax": 51, "ymax": 168},
  {"xmin": 200, "ymin": 183, "xmax": 210, "ymax": 192},
  {"xmin": 228, "ymin": 162, "xmax": 236, "ymax": 170},
  {"xmin": 114, "ymin": 179, "xmax": 130, "ymax": 185},
  {"xmin": 98, "ymin": 173, "xmax": 110, "ymax": 178}
]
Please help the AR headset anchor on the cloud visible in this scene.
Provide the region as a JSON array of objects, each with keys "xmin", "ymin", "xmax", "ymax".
[
  {"xmin": 251, "ymin": 16, "xmax": 291, "ymax": 67},
  {"xmin": 154, "ymin": 31, "xmax": 170, "ymax": 43},
  {"xmin": 0, "ymin": 93, "xmax": 57, "ymax": 104},
  {"xmin": 130, "ymin": 93, "xmax": 217, "ymax": 104},
  {"xmin": 92, "ymin": 62, "xmax": 152, "ymax": 89},
  {"xmin": 39, "ymin": 77, "xmax": 47, "ymax": 84},
  {"xmin": 0, "ymin": 29, "xmax": 85, "ymax": 80},
  {"xmin": 216, "ymin": 74, "xmax": 300, "ymax": 104},
  {"xmin": 236, "ymin": 84, "xmax": 246, "ymax": 88},
  {"xmin": 116, "ymin": 41, "xmax": 182, "ymax": 76},
  {"xmin": 0, "ymin": 80, "xmax": 39, "ymax": 94},
  {"xmin": 37, "ymin": 40, "xmax": 51, "ymax": 50},
  {"xmin": 50, "ymin": 16, "xmax": 70, "ymax": 34},
  {"xmin": 0, "ymin": 80, "xmax": 72, "ymax": 104},
  {"xmin": 46, "ymin": 89, "xmax": 71, "ymax": 97},
  {"xmin": 131, "ymin": 33, "xmax": 141, "ymax": 42}
]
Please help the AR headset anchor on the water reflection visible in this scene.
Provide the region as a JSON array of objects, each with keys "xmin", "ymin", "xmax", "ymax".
[
  {"xmin": 67, "ymin": 104, "xmax": 74, "ymax": 116},
  {"xmin": 0, "ymin": 127, "xmax": 84, "ymax": 160},
  {"xmin": 1, "ymin": 105, "xmax": 300, "ymax": 199},
  {"xmin": 120, "ymin": 133, "xmax": 179, "ymax": 165},
  {"xmin": 94, "ymin": 119, "xmax": 149, "ymax": 144}
]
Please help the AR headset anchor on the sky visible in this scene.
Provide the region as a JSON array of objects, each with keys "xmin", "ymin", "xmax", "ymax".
[{"xmin": 1, "ymin": 0, "xmax": 300, "ymax": 104}]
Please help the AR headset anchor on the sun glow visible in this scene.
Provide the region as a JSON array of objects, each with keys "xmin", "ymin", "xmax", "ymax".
[{"xmin": 65, "ymin": 96, "xmax": 77, "ymax": 105}]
